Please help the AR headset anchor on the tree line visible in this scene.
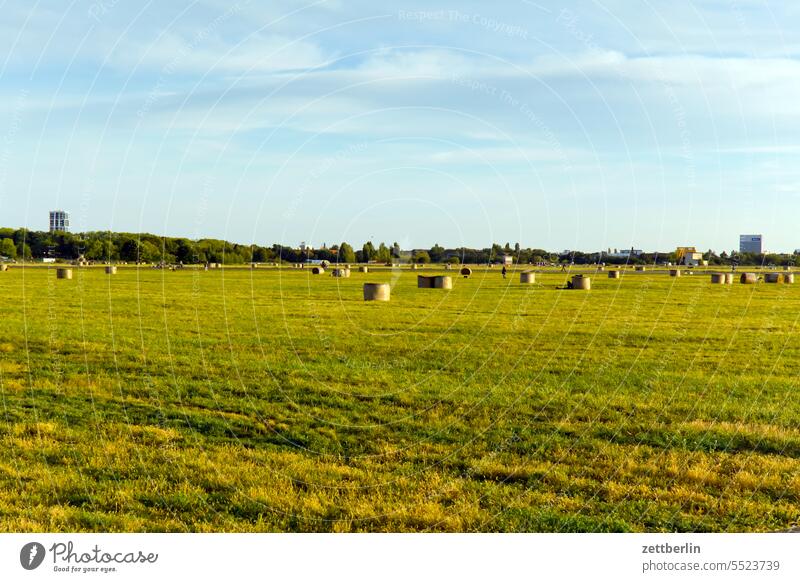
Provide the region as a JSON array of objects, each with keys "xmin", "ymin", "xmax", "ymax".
[{"xmin": 0, "ymin": 227, "xmax": 796, "ymax": 266}]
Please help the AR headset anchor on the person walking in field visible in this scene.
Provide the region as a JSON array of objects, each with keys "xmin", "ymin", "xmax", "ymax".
[{"xmin": 501, "ymin": 265, "xmax": 507, "ymax": 279}]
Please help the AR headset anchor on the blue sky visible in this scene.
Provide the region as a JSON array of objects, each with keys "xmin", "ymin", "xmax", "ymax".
[{"xmin": 2, "ymin": 1, "xmax": 800, "ymax": 252}]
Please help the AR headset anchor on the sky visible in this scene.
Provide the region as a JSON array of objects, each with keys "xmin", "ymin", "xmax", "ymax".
[{"xmin": 1, "ymin": 1, "xmax": 800, "ymax": 252}]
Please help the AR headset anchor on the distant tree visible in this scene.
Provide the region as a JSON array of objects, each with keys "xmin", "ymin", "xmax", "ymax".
[
  {"xmin": 17, "ymin": 242, "xmax": 32, "ymax": 260},
  {"xmin": 361, "ymin": 241, "xmax": 376, "ymax": 262},
  {"xmin": 412, "ymin": 250, "xmax": 431, "ymax": 264},
  {"xmin": 84, "ymin": 240, "xmax": 106, "ymax": 261},
  {"xmin": 338, "ymin": 242, "xmax": 356, "ymax": 264},
  {"xmin": 251, "ymin": 246, "xmax": 269, "ymax": 263},
  {"xmin": 429, "ymin": 243, "xmax": 445, "ymax": 263},
  {"xmin": 139, "ymin": 241, "xmax": 162, "ymax": 263},
  {"xmin": 376, "ymin": 243, "xmax": 391, "ymax": 263},
  {"xmin": 1, "ymin": 238, "xmax": 17, "ymax": 259}
]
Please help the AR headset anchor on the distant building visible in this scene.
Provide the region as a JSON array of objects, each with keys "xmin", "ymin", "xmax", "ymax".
[
  {"xmin": 299, "ymin": 241, "xmax": 313, "ymax": 252},
  {"xmin": 739, "ymin": 234, "xmax": 762, "ymax": 254},
  {"xmin": 49, "ymin": 210, "xmax": 70, "ymax": 233},
  {"xmin": 676, "ymin": 246, "xmax": 703, "ymax": 266},
  {"xmin": 607, "ymin": 248, "xmax": 643, "ymax": 259},
  {"xmin": 501, "ymin": 254, "xmax": 513, "ymax": 266}
]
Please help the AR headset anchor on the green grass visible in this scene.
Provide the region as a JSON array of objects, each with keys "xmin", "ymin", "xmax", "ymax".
[{"xmin": 0, "ymin": 265, "xmax": 799, "ymax": 532}]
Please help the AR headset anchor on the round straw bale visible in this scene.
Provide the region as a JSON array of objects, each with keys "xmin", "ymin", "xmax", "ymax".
[
  {"xmin": 670, "ymin": 269, "xmax": 681, "ymax": 277},
  {"xmin": 331, "ymin": 268, "xmax": 350, "ymax": 278},
  {"xmin": 417, "ymin": 275, "xmax": 434, "ymax": 289},
  {"xmin": 359, "ymin": 266, "xmax": 369, "ymax": 273},
  {"xmin": 460, "ymin": 267, "xmax": 472, "ymax": 278},
  {"xmin": 363, "ymin": 283, "xmax": 390, "ymax": 301},
  {"xmin": 608, "ymin": 270, "xmax": 620, "ymax": 279},
  {"xmin": 433, "ymin": 276, "xmax": 452, "ymax": 289},
  {"xmin": 56, "ymin": 268, "xmax": 73, "ymax": 280},
  {"xmin": 0, "ymin": 265, "xmax": 8, "ymax": 272},
  {"xmin": 105, "ymin": 266, "xmax": 117, "ymax": 275},
  {"xmin": 710, "ymin": 273, "xmax": 725, "ymax": 284},
  {"xmin": 765, "ymin": 273, "xmax": 780, "ymax": 283},
  {"xmin": 740, "ymin": 273, "xmax": 758, "ymax": 284},
  {"xmin": 784, "ymin": 273, "xmax": 795, "ymax": 284},
  {"xmin": 311, "ymin": 266, "xmax": 324, "ymax": 275},
  {"xmin": 520, "ymin": 271, "xmax": 535, "ymax": 284},
  {"xmin": 635, "ymin": 266, "xmax": 646, "ymax": 272},
  {"xmin": 724, "ymin": 273, "xmax": 733, "ymax": 284},
  {"xmin": 572, "ymin": 275, "xmax": 591, "ymax": 290}
]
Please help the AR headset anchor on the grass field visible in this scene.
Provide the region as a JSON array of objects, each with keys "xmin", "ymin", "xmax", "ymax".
[{"xmin": 1, "ymin": 265, "xmax": 799, "ymax": 532}]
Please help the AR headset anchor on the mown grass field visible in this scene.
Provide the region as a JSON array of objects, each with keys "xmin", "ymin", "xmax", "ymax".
[{"xmin": 0, "ymin": 265, "xmax": 799, "ymax": 532}]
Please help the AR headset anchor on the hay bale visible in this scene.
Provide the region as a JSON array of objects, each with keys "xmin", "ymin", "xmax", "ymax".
[
  {"xmin": 608, "ymin": 270, "xmax": 620, "ymax": 279},
  {"xmin": 724, "ymin": 273, "xmax": 734, "ymax": 284},
  {"xmin": 311, "ymin": 266, "xmax": 325, "ymax": 275},
  {"xmin": 784, "ymin": 273, "xmax": 795, "ymax": 284},
  {"xmin": 765, "ymin": 273, "xmax": 780, "ymax": 283},
  {"xmin": 331, "ymin": 268, "xmax": 350, "ymax": 278},
  {"xmin": 444, "ymin": 264, "xmax": 452, "ymax": 270},
  {"xmin": 740, "ymin": 273, "xmax": 758, "ymax": 284},
  {"xmin": 572, "ymin": 275, "xmax": 591, "ymax": 290},
  {"xmin": 56, "ymin": 268, "xmax": 73, "ymax": 280},
  {"xmin": 363, "ymin": 283, "xmax": 390, "ymax": 301},
  {"xmin": 784, "ymin": 266, "xmax": 791, "ymax": 271},
  {"xmin": 710, "ymin": 273, "xmax": 725, "ymax": 284},
  {"xmin": 460, "ymin": 267, "xmax": 472, "ymax": 278},
  {"xmin": 670, "ymin": 269, "xmax": 681, "ymax": 277},
  {"xmin": 105, "ymin": 266, "xmax": 117, "ymax": 275},
  {"xmin": 417, "ymin": 275, "xmax": 434, "ymax": 289},
  {"xmin": 433, "ymin": 276, "xmax": 452, "ymax": 289},
  {"xmin": 597, "ymin": 266, "xmax": 605, "ymax": 272},
  {"xmin": 635, "ymin": 266, "xmax": 646, "ymax": 272},
  {"xmin": 520, "ymin": 271, "xmax": 535, "ymax": 284},
  {"xmin": 0, "ymin": 265, "xmax": 8, "ymax": 272},
  {"xmin": 359, "ymin": 266, "xmax": 369, "ymax": 273}
]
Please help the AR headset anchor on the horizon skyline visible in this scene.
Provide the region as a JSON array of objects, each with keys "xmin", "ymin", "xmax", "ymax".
[
  {"xmin": 3, "ymin": 215, "xmax": 792, "ymax": 255},
  {"xmin": 3, "ymin": 2, "xmax": 800, "ymax": 251}
]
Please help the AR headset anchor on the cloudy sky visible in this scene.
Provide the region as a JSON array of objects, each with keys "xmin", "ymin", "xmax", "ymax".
[{"xmin": 2, "ymin": 0, "xmax": 800, "ymax": 252}]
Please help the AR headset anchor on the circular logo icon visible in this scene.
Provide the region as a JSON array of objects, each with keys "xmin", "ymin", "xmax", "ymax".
[{"xmin": 20, "ymin": 542, "xmax": 46, "ymax": 570}]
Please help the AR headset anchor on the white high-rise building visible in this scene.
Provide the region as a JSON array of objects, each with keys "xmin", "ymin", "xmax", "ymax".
[
  {"xmin": 49, "ymin": 210, "xmax": 70, "ymax": 233},
  {"xmin": 739, "ymin": 234, "xmax": 762, "ymax": 254}
]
